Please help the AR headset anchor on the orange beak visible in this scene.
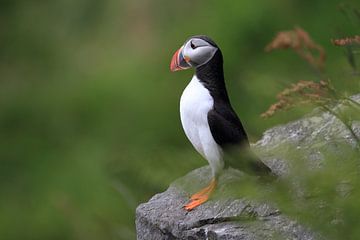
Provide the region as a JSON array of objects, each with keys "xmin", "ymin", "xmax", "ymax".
[{"xmin": 170, "ymin": 46, "xmax": 190, "ymax": 72}]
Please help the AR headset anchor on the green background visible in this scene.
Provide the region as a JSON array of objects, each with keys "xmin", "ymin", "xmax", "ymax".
[{"xmin": 1, "ymin": 0, "xmax": 359, "ymax": 239}]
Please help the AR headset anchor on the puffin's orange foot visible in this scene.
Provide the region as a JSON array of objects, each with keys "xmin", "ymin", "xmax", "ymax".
[
  {"xmin": 184, "ymin": 178, "xmax": 217, "ymax": 211},
  {"xmin": 184, "ymin": 195, "xmax": 209, "ymax": 211}
]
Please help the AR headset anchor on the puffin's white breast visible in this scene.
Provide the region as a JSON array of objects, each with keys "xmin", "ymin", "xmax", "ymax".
[{"xmin": 180, "ymin": 75, "xmax": 223, "ymax": 175}]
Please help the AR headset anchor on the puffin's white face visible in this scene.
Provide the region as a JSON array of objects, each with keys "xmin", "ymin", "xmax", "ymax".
[
  {"xmin": 182, "ymin": 38, "xmax": 218, "ymax": 67},
  {"xmin": 170, "ymin": 37, "xmax": 218, "ymax": 72}
]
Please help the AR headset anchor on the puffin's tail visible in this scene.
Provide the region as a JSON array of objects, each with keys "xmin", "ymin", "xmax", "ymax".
[
  {"xmin": 248, "ymin": 157, "xmax": 273, "ymax": 175},
  {"xmin": 224, "ymin": 147, "xmax": 277, "ymax": 181},
  {"xmin": 247, "ymin": 156, "xmax": 277, "ymax": 182}
]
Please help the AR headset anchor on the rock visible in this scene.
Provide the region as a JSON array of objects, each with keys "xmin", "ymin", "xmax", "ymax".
[
  {"xmin": 253, "ymin": 94, "xmax": 360, "ymax": 176},
  {"xmin": 136, "ymin": 95, "xmax": 360, "ymax": 240},
  {"xmin": 136, "ymin": 167, "xmax": 317, "ymax": 240}
]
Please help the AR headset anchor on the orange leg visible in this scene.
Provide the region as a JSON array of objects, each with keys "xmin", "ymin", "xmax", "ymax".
[{"xmin": 184, "ymin": 178, "xmax": 217, "ymax": 211}]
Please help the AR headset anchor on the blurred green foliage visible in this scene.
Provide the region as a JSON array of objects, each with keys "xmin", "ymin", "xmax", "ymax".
[{"xmin": 1, "ymin": 0, "xmax": 360, "ymax": 239}]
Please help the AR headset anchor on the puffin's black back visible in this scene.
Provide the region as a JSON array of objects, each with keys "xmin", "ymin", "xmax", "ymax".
[
  {"xmin": 194, "ymin": 38, "xmax": 249, "ymax": 148},
  {"xmin": 193, "ymin": 36, "xmax": 273, "ymax": 176}
]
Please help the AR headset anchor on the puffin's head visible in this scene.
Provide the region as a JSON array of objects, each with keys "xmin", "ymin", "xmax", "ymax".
[{"xmin": 170, "ymin": 35, "xmax": 219, "ymax": 72}]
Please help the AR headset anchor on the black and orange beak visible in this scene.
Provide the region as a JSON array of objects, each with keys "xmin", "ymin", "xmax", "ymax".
[{"xmin": 170, "ymin": 46, "xmax": 190, "ymax": 72}]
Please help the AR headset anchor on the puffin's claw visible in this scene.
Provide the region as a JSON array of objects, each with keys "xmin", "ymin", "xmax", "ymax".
[{"xmin": 184, "ymin": 178, "xmax": 217, "ymax": 211}]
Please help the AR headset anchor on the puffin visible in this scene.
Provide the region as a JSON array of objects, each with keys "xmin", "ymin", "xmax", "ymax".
[{"xmin": 170, "ymin": 35, "xmax": 273, "ymax": 211}]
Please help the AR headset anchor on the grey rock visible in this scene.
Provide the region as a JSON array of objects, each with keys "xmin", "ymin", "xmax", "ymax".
[
  {"xmin": 253, "ymin": 94, "xmax": 360, "ymax": 176},
  {"xmin": 136, "ymin": 95, "xmax": 360, "ymax": 240},
  {"xmin": 136, "ymin": 167, "xmax": 317, "ymax": 240}
]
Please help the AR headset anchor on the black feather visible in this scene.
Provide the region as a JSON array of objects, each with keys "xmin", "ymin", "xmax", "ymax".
[{"xmin": 192, "ymin": 36, "xmax": 274, "ymax": 177}]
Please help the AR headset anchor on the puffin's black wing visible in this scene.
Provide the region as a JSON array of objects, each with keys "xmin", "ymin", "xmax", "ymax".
[
  {"xmin": 207, "ymin": 106, "xmax": 249, "ymax": 148},
  {"xmin": 207, "ymin": 106, "xmax": 273, "ymax": 176}
]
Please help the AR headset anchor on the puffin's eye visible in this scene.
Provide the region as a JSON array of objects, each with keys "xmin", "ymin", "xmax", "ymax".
[{"xmin": 190, "ymin": 41, "xmax": 196, "ymax": 49}]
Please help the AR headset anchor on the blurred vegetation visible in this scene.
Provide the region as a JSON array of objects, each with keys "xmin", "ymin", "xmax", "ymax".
[{"xmin": 0, "ymin": 0, "xmax": 360, "ymax": 239}]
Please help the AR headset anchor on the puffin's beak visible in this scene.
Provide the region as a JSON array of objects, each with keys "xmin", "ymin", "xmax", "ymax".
[{"xmin": 170, "ymin": 46, "xmax": 190, "ymax": 72}]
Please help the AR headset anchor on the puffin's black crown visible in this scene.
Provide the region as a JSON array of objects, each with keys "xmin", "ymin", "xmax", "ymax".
[{"xmin": 187, "ymin": 35, "xmax": 219, "ymax": 48}]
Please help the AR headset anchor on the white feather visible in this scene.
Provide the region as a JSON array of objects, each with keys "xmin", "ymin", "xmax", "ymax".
[{"xmin": 180, "ymin": 75, "xmax": 224, "ymax": 176}]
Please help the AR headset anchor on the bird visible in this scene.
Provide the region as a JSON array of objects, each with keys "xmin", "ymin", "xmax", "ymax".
[{"xmin": 170, "ymin": 35, "xmax": 273, "ymax": 211}]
